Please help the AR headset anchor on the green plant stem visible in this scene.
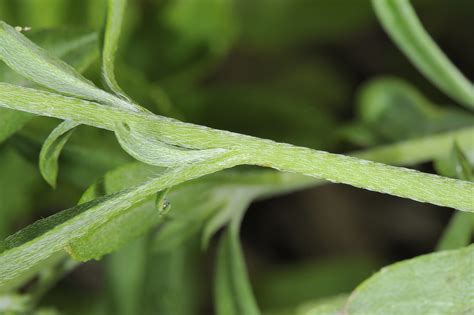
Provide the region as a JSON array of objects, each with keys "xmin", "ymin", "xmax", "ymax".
[
  {"xmin": 246, "ymin": 142, "xmax": 472, "ymax": 211},
  {"xmin": 0, "ymin": 83, "xmax": 473, "ymax": 211}
]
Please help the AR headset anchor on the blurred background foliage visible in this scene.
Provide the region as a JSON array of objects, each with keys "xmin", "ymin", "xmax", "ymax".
[{"xmin": 0, "ymin": 0, "xmax": 473, "ymax": 314}]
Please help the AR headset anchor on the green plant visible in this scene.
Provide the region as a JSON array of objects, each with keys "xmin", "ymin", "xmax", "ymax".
[{"xmin": 0, "ymin": 0, "xmax": 473, "ymax": 314}]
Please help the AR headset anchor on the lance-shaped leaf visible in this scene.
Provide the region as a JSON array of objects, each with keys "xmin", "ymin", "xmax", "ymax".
[
  {"xmin": 343, "ymin": 245, "xmax": 474, "ymax": 314},
  {"xmin": 0, "ymin": 154, "xmax": 239, "ymax": 291},
  {"xmin": 372, "ymin": 0, "xmax": 474, "ymax": 109},
  {"xmin": 39, "ymin": 120, "xmax": 80, "ymax": 188},
  {"xmin": 214, "ymin": 215, "xmax": 260, "ymax": 315},
  {"xmin": 0, "ymin": 20, "xmax": 134, "ymax": 110},
  {"xmin": 102, "ymin": 0, "xmax": 130, "ymax": 100},
  {"xmin": 0, "ymin": 28, "xmax": 99, "ymax": 143}
]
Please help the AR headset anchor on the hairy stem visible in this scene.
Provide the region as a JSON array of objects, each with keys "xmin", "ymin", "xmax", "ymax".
[{"xmin": 0, "ymin": 83, "xmax": 472, "ymax": 211}]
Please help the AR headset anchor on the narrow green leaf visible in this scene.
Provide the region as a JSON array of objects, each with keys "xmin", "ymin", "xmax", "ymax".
[
  {"xmin": 0, "ymin": 154, "xmax": 239, "ymax": 291},
  {"xmin": 102, "ymin": 0, "xmax": 129, "ymax": 99},
  {"xmin": 372, "ymin": 0, "xmax": 474, "ymax": 108},
  {"xmin": 255, "ymin": 257, "xmax": 378, "ymax": 310},
  {"xmin": 215, "ymin": 217, "xmax": 260, "ymax": 315},
  {"xmin": 343, "ymin": 245, "xmax": 474, "ymax": 314},
  {"xmin": 39, "ymin": 120, "xmax": 80, "ymax": 188},
  {"xmin": 114, "ymin": 121, "xmax": 228, "ymax": 167},
  {"xmin": 0, "ymin": 28, "xmax": 99, "ymax": 143},
  {"xmin": 0, "ymin": 20, "xmax": 134, "ymax": 110}
]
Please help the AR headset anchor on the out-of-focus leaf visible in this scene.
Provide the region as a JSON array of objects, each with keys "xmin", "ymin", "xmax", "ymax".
[
  {"xmin": 154, "ymin": 170, "xmax": 315, "ymax": 252},
  {"xmin": 353, "ymin": 77, "xmax": 474, "ymax": 143},
  {"xmin": 373, "ymin": 0, "xmax": 473, "ymax": 108},
  {"xmin": 437, "ymin": 212, "xmax": 474, "ymax": 252},
  {"xmin": 255, "ymin": 257, "xmax": 379, "ymax": 310},
  {"xmin": 0, "ymin": 109, "xmax": 31, "ymax": 143},
  {"xmin": 343, "ymin": 245, "xmax": 474, "ymax": 314},
  {"xmin": 39, "ymin": 120, "xmax": 80, "ymax": 188},
  {"xmin": 16, "ymin": 0, "xmax": 67, "ymax": 28},
  {"xmin": 106, "ymin": 237, "xmax": 147, "ymax": 315},
  {"xmin": 0, "ymin": 21, "xmax": 132, "ymax": 110},
  {"xmin": 142, "ymin": 238, "xmax": 202, "ymax": 315},
  {"xmin": 163, "ymin": 0, "xmax": 238, "ymax": 56},
  {"xmin": 238, "ymin": 0, "xmax": 373, "ymax": 49},
  {"xmin": 201, "ymin": 188, "xmax": 254, "ymax": 248},
  {"xmin": 87, "ymin": 0, "xmax": 107, "ymax": 29},
  {"xmin": 215, "ymin": 216, "xmax": 260, "ymax": 315}
]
